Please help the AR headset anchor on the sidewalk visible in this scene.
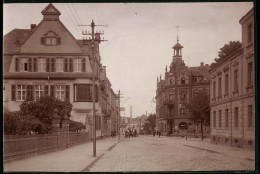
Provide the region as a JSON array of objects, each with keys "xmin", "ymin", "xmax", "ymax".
[
  {"xmin": 4, "ymin": 136, "xmax": 124, "ymax": 172},
  {"xmin": 177, "ymin": 137, "xmax": 255, "ymax": 160}
]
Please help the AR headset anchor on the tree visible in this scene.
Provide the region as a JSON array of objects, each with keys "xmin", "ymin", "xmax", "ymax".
[
  {"xmin": 216, "ymin": 41, "xmax": 242, "ymax": 62},
  {"xmin": 69, "ymin": 120, "xmax": 86, "ymax": 132},
  {"xmin": 182, "ymin": 90, "xmax": 210, "ymax": 140},
  {"xmin": 19, "ymin": 96, "xmax": 72, "ymax": 132},
  {"xmin": 4, "ymin": 96, "xmax": 73, "ymax": 135},
  {"xmin": 143, "ymin": 114, "xmax": 156, "ymax": 134}
]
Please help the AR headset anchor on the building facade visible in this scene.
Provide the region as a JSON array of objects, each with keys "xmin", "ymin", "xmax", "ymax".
[
  {"xmin": 3, "ymin": 4, "xmax": 119, "ymax": 138},
  {"xmin": 156, "ymin": 38, "xmax": 210, "ymax": 135},
  {"xmin": 209, "ymin": 8, "xmax": 254, "ymax": 148}
]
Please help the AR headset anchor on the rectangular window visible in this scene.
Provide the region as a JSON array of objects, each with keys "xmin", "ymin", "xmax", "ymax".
[
  {"xmin": 74, "ymin": 84, "xmax": 92, "ymax": 101},
  {"xmin": 51, "ymin": 38, "xmax": 57, "ymax": 45},
  {"xmin": 17, "ymin": 85, "xmax": 26, "ymax": 101},
  {"xmin": 56, "ymin": 58, "xmax": 64, "ymax": 72},
  {"xmin": 20, "ymin": 58, "xmax": 28, "ymax": 72},
  {"xmin": 46, "ymin": 38, "xmax": 51, "ymax": 45},
  {"xmin": 35, "ymin": 85, "xmax": 44, "ymax": 100},
  {"xmin": 234, "ymin": 107, "xmax": 239, "ymax": 128},
  {"xmin": 218, "ymin": 78, "xmax": 222, "ymax": 97},
  {"xmin": 74, "ymin": 58, "xmax": 82, "ymax": 72},
  {"xmin": 225, "ymin": 74, "xmax": 229, "ymax": 94},
  {"xmin": 248, "ymin": 105, "xmax": 253, "ymax": 127},
  {"xmin": 38, "ymin": 58, "xmax": 46, "ymax": 72},
  {"xmin": 56, "ymin": 85, "xmax": 65, "ymax": 101},
  {"xmin": 213, "ymin": 111, "xmax": 216, "ymax": 128},
  {"xmin": 169, "ymin": 94, "xmax": 173, "ymax": 101},
  {"xmin": 225, "ymin": 109, "xmax": 228, "ymax": 127},
  {"xmin": 213, "ymin": 81, "xmax": 216, "ymax": 98},
  {"xmin": 218, "ymin": 110, "xmax": 222, "ymax": 127},
  {"xmin": 247, "ymin": 62, "xmax": 253, "ymax": 86},
  {"xmin": 234, "ymin": 70, "xmax": 238, "ymax": 91},
  {"xmin": 248, "ymin": 24, "xmax": 252, "ymax": 43}
]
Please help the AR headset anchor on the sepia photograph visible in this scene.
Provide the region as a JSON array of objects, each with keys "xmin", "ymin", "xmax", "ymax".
[{"xmin": 3, "ymin": 1, "xmax": 256, "ymax": 172}]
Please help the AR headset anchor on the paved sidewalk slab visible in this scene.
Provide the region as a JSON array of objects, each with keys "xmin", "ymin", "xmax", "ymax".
[{"xmin": 4, "ymin": 136, "xmax": 123, "ymax": 172}]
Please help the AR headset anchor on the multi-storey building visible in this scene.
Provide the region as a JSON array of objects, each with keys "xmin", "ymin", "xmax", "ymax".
[
  {"xmin": 156, "ymin": 38, "xmax": 210, "ymax": 135},
  {"xmin": 209, "ymin": 8, "xmax": 254, "ymax": 148},
  {"xmin": 3, "ymin": 3, "xmax": 119, "ymax": 138}
]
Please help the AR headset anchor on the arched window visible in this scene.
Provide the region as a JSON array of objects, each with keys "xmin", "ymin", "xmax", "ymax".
[{"xmin": 181, "ymin": 77, "xmax": 185, "ymax": 84}]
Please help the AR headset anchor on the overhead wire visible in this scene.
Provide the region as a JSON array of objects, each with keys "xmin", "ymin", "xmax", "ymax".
[{"xmin": 61, "ymin": 4, "xmax": 82, "ymax": 37}]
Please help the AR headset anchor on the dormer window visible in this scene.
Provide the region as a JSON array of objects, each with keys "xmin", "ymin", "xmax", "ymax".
[{"xmin": 41, "ymin": 31, "xmax": 61, "ymax": 46}]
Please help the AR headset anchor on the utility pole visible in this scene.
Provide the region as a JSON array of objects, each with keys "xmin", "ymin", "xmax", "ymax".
[
  {"xmin": 80, "ymin": 20, "xmax": 107, "ymax": 157},
  {"xmin": 118, "ymin": 90, "xmax": 121, "ymax": 141}
]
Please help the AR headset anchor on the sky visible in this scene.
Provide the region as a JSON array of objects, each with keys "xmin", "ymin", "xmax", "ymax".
[{"xmin": 3, "ymin": 2, "xmax": 253, "ymax": 118}]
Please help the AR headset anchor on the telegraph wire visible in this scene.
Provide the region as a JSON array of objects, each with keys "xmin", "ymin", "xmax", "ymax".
[{"xmin": 61, "ymin": 4, "xmax": 82, "ymax": 37}]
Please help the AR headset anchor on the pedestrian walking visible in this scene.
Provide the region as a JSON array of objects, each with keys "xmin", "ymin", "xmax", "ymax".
[
  {"xmin": 153, "ymin": 131, "xmax": 155, "ymax": 136},
  {"xmin": 158, "ymin": 131, "xmax": 161, "ymax": 138}
]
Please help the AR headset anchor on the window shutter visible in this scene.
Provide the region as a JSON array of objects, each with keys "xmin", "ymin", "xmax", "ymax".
[
  {"xmin": 15, "ymin": 57, "xmax": 20, "ymax": 72},
  {"xmin": 82, "ymin": 58, "xmax": 86, "ymax": 72},
  {"xmin": 51, "ymin": 58, "xmax": 56, "ymax": 72},
  {"xmin": 57, "ymin": 37, "xmax": 61, "ymax": 45},
  {"xmin": 41, "ymin": 37, "xmax": 45, "ymax": 45},
  {"xmin": 64, "ymin": 58, "xmax": 68, "ymax": 72},
  {"xmin": 28, "ymin": 58, "xmax": 32, "ymax": 72},
  {"xmin": 50, "ymin": 85, "xmax": 55, "ymax": 98},
  {"xmin": 26, "ymin": 85, "xmax": 34, "ymax": 101},
  {"xmin": 69, "ymin": 58, "xmax": 73, "ymax": 72},
  {"xmin": 46, "ymin": 58, "xmax": 50, "ymax": 72},
  {"xmin": 45, "ymin": 85, "xmax": 49, "ymax": 96},
  {"xmin": 65, "ymin": 85, "xmax": 70, "ymax": 101},
  {"xmin": 33, "ymin": 58, "xmax": 38, "ymax": 72},
  {"xmin": 11, "ymin": 85, "xmax": 16, "ymax": 101}
]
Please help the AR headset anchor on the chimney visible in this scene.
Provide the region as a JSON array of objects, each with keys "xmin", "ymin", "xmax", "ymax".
[
  {"xmin": 31, "ymin": 24, "xmax": 36, "ymax": 29},
  {"xmin": 200, "ymin": 62, "xmax": 204, "ymax": 67}
]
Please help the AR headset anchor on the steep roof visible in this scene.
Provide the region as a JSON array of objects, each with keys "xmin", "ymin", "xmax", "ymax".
[
  {"xmin": 172, "ymin": 42, "xmax": 183, "ymax": 49},
  {"xmin": 3, "ymin": 29, "xmax": 33, "ymax": 54}
]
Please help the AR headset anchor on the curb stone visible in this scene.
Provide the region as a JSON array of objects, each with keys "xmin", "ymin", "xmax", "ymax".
[
  {"xmin": 81, "ymin": 137, "xmax": 125, "ymax": 172},
  {"xmin": 183, "ymin": 144, "xmax": 221, "ymax": 154}
]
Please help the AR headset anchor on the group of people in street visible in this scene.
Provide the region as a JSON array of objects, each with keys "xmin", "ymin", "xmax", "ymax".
[
  {"xmin": 125, "ymin": 128, "xmax": 137, "ymax": 138},
  {"xmin": 153, "ymin": 130, "xmax": 161, "ymax": 137},
  {"xmin": 111, "ymin": 130, "xmax": 117, "ymax": 138}
]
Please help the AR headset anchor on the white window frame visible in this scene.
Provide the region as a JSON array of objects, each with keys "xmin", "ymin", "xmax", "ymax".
[
  {"xmin": 56, "ymin": 85, "xmax": 65, "ymax": 101},
  {"xmin": 17, "ymin": 85, "xmax": 26, "ymax": 101},
  {"xmin": 20, "ymin": 58, "xmax": 28, "ymax": 72},
  {"xmin": 38, "ymin": 58, "xmax": 46, "ymax": 72},
  {"xmin": 35, "ymin": 85, "xmax": 44, "ymax": 100},
  {"xmin": 56, "ymin": 58, "xmax": 64, "ymax": 72},
  {"xmin": 74, "ymin": 58, "xmax": 82, "ymax": 72}
]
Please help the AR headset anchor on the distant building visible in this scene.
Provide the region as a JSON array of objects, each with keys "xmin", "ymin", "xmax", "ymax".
[
  {"xmin": 3, "ymin": 4, "xmax": 119, "ymax": 138},
  {"xmin": 209, "ymin": 8, "xmax": 254, "ymax": 148},
  {"xmin": 156, "ymin": 38, "xmax": 210, "ymax": 135}
]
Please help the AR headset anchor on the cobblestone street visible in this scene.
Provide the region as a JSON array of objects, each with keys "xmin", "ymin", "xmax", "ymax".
[{"xmin": 89, "ymin": 135, "xmax": 255, "ymax": 172}]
